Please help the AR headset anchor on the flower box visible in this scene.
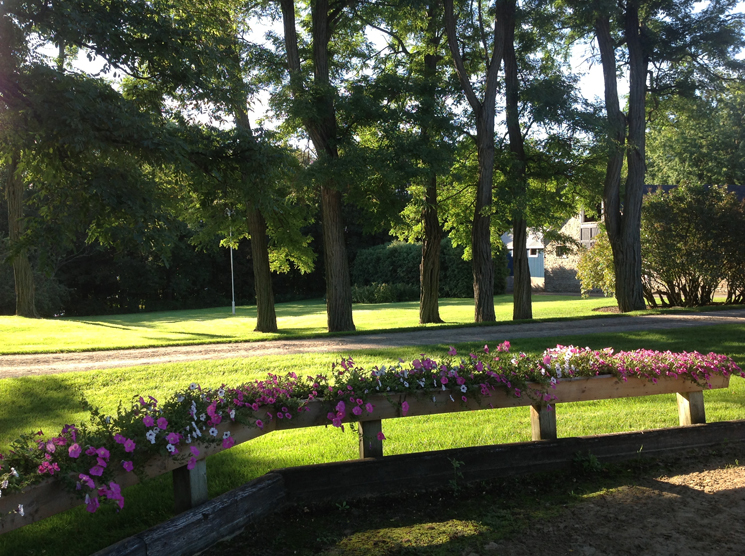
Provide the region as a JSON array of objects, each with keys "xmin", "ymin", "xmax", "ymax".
[{"xmin": 0, "ymin": 373, "xmax": 728, "ymax": 534}]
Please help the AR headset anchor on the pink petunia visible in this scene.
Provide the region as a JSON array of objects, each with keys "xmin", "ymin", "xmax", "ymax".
[
  {"xmin": 156, "ymin": 417, "xmax": 168, "ymax": 430},
  {"xmin": 377, "ymin": 432, "xmax": 386, "ymax": 441},
  {"xmin": 142, "ymin": 415, "xmax": 155, "ymax": 427},
  {"xmin": 123, "ymin": 439, "xmax": 136, "ymax": 453},
  {"xmin": 122, "ymin": 461, "xmax": 134, "ymax": 472},
  {"xmin": 222, "ymin": 436, "xmax": 235, "ymax": 449},
  {"xmin": 401, "ymin": 401, "xmax": 409, "ymax": 417}
]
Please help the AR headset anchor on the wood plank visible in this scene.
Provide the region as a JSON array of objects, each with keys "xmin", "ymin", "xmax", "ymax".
[
  {"xmin": 172, "ymin": 459, "xmax": 209, "ymax": 513},
  {"xmin": 277, "ymin": 420, "xmax": 745, "ymax": 504},
  {"xmin": 358, "ymin": 420, "xmax": 383, "ymax": 458},
  {"xmin": 530, "ymin": 404, "xmax": 557, "ymax": 440},
  {"xmin": 677, "ymin": 391, "xmax": 706, "ymax": 425},
  {"xmin": 92, "ymin": 474, "xmax": 285, "ymax": 556}
]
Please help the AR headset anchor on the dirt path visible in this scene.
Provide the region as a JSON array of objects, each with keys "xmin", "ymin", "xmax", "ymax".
[{"xmin": 2, "ymin": 309, "xmax": 744, "ymax": 379}]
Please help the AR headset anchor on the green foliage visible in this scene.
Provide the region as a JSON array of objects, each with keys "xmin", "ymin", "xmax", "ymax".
[
  {"xmin": 576, "ymin": 227, "xmax": 616, "ymax": 298},
  {"xmin": 577, "ymin": 187, "xmax": 745, "ymax": 307},
  {"xmin": 351, "ymin": 283, "xmax": 420, "ymax": 304},
  {"xmin": 351, "ymin": 239, "xmax": 508, "ymax": 299},
  {"xmin": 647, "ymin": 83, "xmax": 745, "ymax": 187},
  {"xmin": 642, "ymin": 185, "xmax": 745, "ymax": 307}
]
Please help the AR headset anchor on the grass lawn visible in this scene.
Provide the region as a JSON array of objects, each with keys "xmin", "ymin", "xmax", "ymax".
[
  {"xmin": 0, "ymin": 295, "xmax": 618, "ymax": 354},
  {"xmin": 1, "ymin": 323, "xmax": 745, "ymax": 555}
]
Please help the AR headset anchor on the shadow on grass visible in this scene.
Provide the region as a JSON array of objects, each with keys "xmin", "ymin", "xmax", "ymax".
[{"xmin": 0, "ymin": 376, "xmax": 87, "ymax": 450}]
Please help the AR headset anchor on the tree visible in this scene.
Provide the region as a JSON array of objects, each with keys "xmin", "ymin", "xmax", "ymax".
[
  {"xmin": 572, "ymin": 0, "xmax": 745, "ymax": 312},
  {"xmin": 278, "ymin": 0, "xmax": 358, "ymax": 332},
  {"xmin": 647, "ymin": 83, "xmax": 745, "ymax": 187},
  {"xmin": 444, "ymin": 0, "xmax": 508, "ymax": 323}
]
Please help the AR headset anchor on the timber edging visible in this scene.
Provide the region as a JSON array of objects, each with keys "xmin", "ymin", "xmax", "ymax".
[{"xmin": 92, "ymin": 419, "xmax": 745, "ymax": 556}]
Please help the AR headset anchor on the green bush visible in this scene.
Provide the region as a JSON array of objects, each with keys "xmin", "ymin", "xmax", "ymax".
[
  {"xmin": 351, "ymin": 282, "xmax": 420, "ymax": 304},
  {"xmin": 577, "ymin": 185, "xmax": 745, "ymax": 307},
  {"xmin": 351, "ymin": 238, "xmax": 508, "ymax": 299}
]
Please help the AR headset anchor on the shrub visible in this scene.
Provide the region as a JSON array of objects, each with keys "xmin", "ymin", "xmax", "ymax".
[
  {"xmin": 576, "ymin": 227, "xmax": 615, "ymax": 298},
  {"xmin": 351, "ymin": 238, "xmax": 508, "ymax": 299},
  {"xmin": 351, "ymin": 282, "xmax": 420, "ymax": 304},
  {"xmin": 576, "ymin": 185, "xmax": 745, "ymax": 307}
]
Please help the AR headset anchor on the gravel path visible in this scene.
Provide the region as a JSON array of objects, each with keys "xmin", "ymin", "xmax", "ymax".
[{"xmin": 2, "ymin": 309, "xmax": 744, "ymax": 379}]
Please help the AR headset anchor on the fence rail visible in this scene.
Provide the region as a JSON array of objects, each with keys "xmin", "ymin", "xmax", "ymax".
[{"xmin": 0, "ymin": 374, "xmax": 729, "ymax": 534}]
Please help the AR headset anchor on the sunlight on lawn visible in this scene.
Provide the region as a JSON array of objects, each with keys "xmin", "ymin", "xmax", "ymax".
[{"xmin": 0, "ymin": 295, "xmax": 614, "ymax": 354}]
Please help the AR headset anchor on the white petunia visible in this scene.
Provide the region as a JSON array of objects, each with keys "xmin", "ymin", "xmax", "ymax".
[
  {"xmin": 166, "ymin": 444, "xmax": 176, "ymax": 453},
  {"xmin": 189, "ymin": 383, "xmax": 198, "ymax": 390},
  {"xmin": 200, "ymin": 414, "xmax": 206, "ymax": 421},
  {"xmin": 217, "ymin": 388, "xmax": 225, "ymax": 398},
  {"xmin": 146, "ymin": 431, "xmax": 157, "ymax": 444},
  {"xmin": 177, "ymin": 395, "xmax": 185, "ymax": 402},
  {"xmin": 152, "ymin": 427, "xmax": 160, "ymax": 434},
  {"xmin": 209, "ymin": 427, "xmax": 218, "ymax": 437},
  {"xmin": 460, "ymin": 385, "xmax": 467, "ymax": 393},
  {"xmin": 223, "ymin": 431, "xmax": 231, "ymax": 439},
  {"xmin": 17, "ymin": 504, "xmax": 24, "ymax": 517},
  {"xmin": 229, "ymin": 409, "xmax": 236, "ymax": 419},
  {"xmin": 404, "ymin": 381, "xmax": 409, "ymax": 387}
]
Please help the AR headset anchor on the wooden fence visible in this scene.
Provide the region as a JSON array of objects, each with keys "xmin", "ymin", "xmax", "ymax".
[{"xmin": 0, "ymin": 373, "xmax": 729, "ymax": 535}]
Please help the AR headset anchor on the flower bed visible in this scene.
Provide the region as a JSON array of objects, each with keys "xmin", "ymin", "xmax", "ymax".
[{"xmin": 1, "ymin": 342, "xmax": 741, "ymax": 533}]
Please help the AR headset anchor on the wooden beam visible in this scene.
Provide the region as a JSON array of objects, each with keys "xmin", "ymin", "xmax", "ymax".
[
  {"xmin": 173, "ymin": 460, "xmax": 209, "ymax": 513},
  {"xmin": 358, "ymin": 420, "xmax": 383, "ymax": 458},
  {"xmin": 92, "ymin": 474, "xmax": 285, "ymax": 556},
  {"xmin": 677, "ymin": 391, "xmax": 706, "ymax": 425},
  {"xmin": 530, "ymin": 404, "xmax": 557, "ymax": 440}
]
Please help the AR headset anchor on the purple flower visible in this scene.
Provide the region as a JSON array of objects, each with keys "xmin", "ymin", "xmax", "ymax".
[
  {"xmin": 114, "ymin": 434, "xmax": 125, "ymax": 444},
  {"xmin": 86, "ymin": 495, "xmax": 100, "ymax": 513},
  {"xmin": 143, "ymin": 415, "xmax": 155, "ymax": 427},
  {"xmin": 377, "ymin": 432, "xmax": 386, "ymax": 441},
  {"xmin": 187, "ymin": 457, "xmax": 197, "ymax": 471},
  {"xmin": 122, "ymin": 461, "xmax": 134, "ymax": 472},
  {"xmin": 96, "ymin": 447, "xmax": 110, "ymax": 460},
  {"xmin": 255, "ymin": 419, "xmax": 264, "ymax": 429},
  {"xmin": 68, "ymin": 443, "xmax": 81, "ymax": 458},
  {"xmin": 157, "ymin": 417, "xmax": 168, "ymax": 430},
  {"xmin": 448, "ymin": 347, "xmax": 457, "ymax": 356},
  {"xmin": 222, "ymin": 437, "xmax": 235, "ymax": 449},
  {"xmin": 89, "ymin": 465, "xmax": 104, "ymax": 477},
  {"xmin": 190, "ymin": 446, "xmax": 200, "ymax": 456},
  {"xmin": 401, "ymin": 401, "xmax": 409, "ymax": 417},
  {"xmin": 352, "ymin": 406, "xmax": 362, "ymax": 416},
  {"xmin": 79, "ymin": 473, "xmax": 95, "ymax": 489},
  {"xmin": 365, "ymin": 403, "xmax": 374, "ymax": 413},
  {"xmin": 124, "ymin": 439, "xmax": 136, "ymax": 453},
  {"xmin": 166, "ymin": 433, "xmax": 180, "ymax": 445}
]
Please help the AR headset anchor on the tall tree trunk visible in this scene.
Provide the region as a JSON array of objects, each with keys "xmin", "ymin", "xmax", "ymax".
[
  {"xmin": 419, "ymin": 13, "xmax": 444, "ymax": 325},
  {"xmin": 280, "ymin": 0, "xmax": 355, "ymax": 332},
  {"xmin": 502, "ymin": 0, "xmax": 531, "ymax": 320},
  {"xmin": 472, "ymin": 112, "xmax": 496, "ymax": 323},
  {"xmin": 234, "ymin": 108, "xmax": 278, "ymax": 332},
  {"xmin": 420, "ymin": 174, "xmax": 443, "ymax": 323},
  {"xmin": 247, "ymin": 207, "xmax": 277, "ymax": 332},
  {"xmin": 595, "ymin": 10, "xmax": 646, "ymax": 312},
  {"xmin": 617, "ymin": 2, "xmax": 647, "ymax": 312},
  {"xmin": 5, "ymin": 155, "xmax": 37, "ymax": 317},
  {"xmin": 444, "ymin": 0, "xmax": 506, "ymax": 323}
]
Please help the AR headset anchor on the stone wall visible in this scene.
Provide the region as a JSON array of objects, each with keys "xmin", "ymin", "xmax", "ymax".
[{"xmin": 544, "ymin": 216, "xmax": 584, "ymax": 293}]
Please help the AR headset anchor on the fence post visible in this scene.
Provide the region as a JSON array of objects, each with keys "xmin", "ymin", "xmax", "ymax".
[
  {"xmin": 530, "ymin": 404, "xmax": 557, "ymax": 441},
  {"xmin": 359, "ymin": 420, "xmax": 384, "ymax": 458},
  {"xmin": 677, "ymin": 391, "xmax": 706, "ymax": 426},
  {"xmin": 173, "ymin": 460, "xmax": 209, "ymax": 513}
]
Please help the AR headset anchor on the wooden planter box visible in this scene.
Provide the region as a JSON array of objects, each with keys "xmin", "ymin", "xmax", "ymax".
[{"xmin": 0, "ymin": 373, "xmax": 729, "ymax": 534}]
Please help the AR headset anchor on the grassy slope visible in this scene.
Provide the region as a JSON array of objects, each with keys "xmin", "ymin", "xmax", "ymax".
[
  {"xmin": 0, "ymin": 295, "xmax": 616, "ymax": 354},
  {"xmin": 1, "ymin": 323, "xmax": 745, "ymax": 555}
]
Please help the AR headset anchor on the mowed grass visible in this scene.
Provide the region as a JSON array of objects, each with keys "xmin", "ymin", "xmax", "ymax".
[
  {"xmin": 0, "ymin": 295, "xmax": 616, "ymax": 354},
  {"xmin": 1, "ymin": 324, "xmax": 745, "ymax": 555}
]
